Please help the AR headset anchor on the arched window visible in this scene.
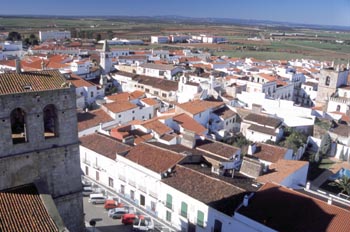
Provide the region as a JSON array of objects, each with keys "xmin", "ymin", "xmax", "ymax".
[
  {"xmin": 336, "ymin": 105, "xmax": 341, "ymax": 112},
  {"xmin": 325, "ymin": 76, "xmax": 330, "ymax": 86},
  {"xmin": 10, "ymin": 108, "xmax": 28, "ymax": 144},
  {"xmin": 43, "ymin": 104, "xmax": 58, "ymax": 138}
]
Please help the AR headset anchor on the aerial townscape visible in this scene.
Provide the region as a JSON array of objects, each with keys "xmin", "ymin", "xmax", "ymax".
[{"xmin": 1, "ymin": 1, "xmax": 350, "ymax": 232}]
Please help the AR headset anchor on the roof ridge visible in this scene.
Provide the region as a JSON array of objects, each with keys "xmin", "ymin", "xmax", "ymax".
[{"xmin": 176, "ymin": 164, "xmax": 246, "ymax": 192}]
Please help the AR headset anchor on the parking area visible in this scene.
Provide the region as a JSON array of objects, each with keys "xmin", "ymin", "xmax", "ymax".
[
  {"xmin": 84, "ymin": 195, "xmax": 133, "ymax": 232},
  {"xmin": 83, "ymin": 178, "xmax": 173, "ymax": 232}
]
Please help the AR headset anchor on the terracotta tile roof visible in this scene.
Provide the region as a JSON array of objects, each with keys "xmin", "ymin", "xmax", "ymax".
[
  {"xmin": 196, "ymin": 139, "xmax": 240, "ymax": 160},
  {"xmin": 248, "ymin": 124, "xmax": 277, "ymax": 136},
  {"xmin": 141, "ymin": 98, "xmax": 158, "ymax": 106},
  {"xmin": 132, "ymin": 74, "xmax": 178, "ymax": 92},
  {"xmin": 106, "ymin": 91, "xmax": 145, "ymax": 102},
  {"xmin": 140, "ymin": 63, "xmax": 176, "ymax": 70},
  {"xmin": 237, "ymin": 182, "xmax": 350, "ymax": 232},
  {"xmin": 176, "ymin": 99, "xmax": 224, "ymax": 115},
  {"xmin": 329, "ymin": 123, "xmax": 350, "ymax": 137},
  {"xmin": 258, "ymin": 73, "xmax": 276, "ymax": 82},
  {"xmin": 162, "ymin": 165, "xmax": 247, "ymax": 216},
  {"xmin": 103, "ymin": 101, "xmax": 138, "ymax": 114},
  {"xmin": 125, "ymin": 143, "xmax": 185, "ymax": 173},
  {"xmin": 160, "ymin": 133, "xmax": 177, "ymax": 141},
  {"xmin": 77, "ymin": 109, "xmax": 113, "ymax": 132},
  {"xmin": 141, "ymin": 119, "xmax": 173, "ymax": 135},
  {"xmin": 68, "ymin": 74, "xmax": 94, "ymax": 88},
  {"xmin": 257, "ymin": 159, "xmax": 309, "ymax": 184},
  {"xmin": 213, "ymin": 106, "xmax": 236, "ymax": 119},
  {"xmin": 244, "ymin": 113, "xmax": 282, "ymax": 128},
  {"xmin": 80, "ymin": 133, "xmax": 131, "ymax": 159},
  {"xmin": 251, "ymin": 143, "xmax": 288, "ymax": 163},
  {"xmin": 173, "ymin": 113, "xmax": 207, "ymax": 135},
  {"xmin": 0, "ymin": 70, "xmax": 69, "ymax": 95},
  {"xmin": 0, "ymin": 185, "xmax": 59, "ymax": 232}
]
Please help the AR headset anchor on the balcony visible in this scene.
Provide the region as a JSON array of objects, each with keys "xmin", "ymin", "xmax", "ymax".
[
  {"xmin": 93, "ymin": 162, "xmax": 101, "ymax": 171},
  {"xmin": 82, "ymin": 158, "xmax": 90, "ymax": 166},
  {"xmin": 129, "ymin": 180, "xmax": 136, "ymax": 187},
  {"xmin": 165, "ymin": 202, "xmax": 173, "ymax": 210},
  {"xmin": 149, "ymin": 190, "xmax": 158, "ymax": 199},
  {"xmin": 138, "ymin": 185, "xmax": 147, "ymax": 193},
  {"xmin": 118, "ymin": 175, "xmax": 126, "ymax": 182}
]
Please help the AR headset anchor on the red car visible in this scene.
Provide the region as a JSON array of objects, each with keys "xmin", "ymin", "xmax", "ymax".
[
  {"xmin": 104, "ymin": 199, "xmax": 124, "ymax": 210},
  {"xmin": 121, "ymin": 213, "xmax": 138, "ymax": 225}
]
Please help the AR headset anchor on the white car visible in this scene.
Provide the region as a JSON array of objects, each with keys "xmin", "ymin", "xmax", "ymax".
[
  {"xmin": 132, "ymin": 216, "xmax": 154, "ymax": 231},
  {"xmin": 88, "ymin": 193, "xmax": 106, "ymax": 204}
]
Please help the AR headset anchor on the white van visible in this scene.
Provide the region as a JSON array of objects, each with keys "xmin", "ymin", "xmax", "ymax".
[{"xmin": 88, "ymin": 193, "xmax": 106, "ymax": 204}]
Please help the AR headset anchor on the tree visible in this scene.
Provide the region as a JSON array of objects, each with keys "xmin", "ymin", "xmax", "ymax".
[
  {"xmin": 96, "ymin": 34, "xmax": 102, "ymax": 42},
  {"xmin": 319, "ymin": 133, "xmax": 332, "ymax": 156},
  {"xmin": 7, "ymin": 31, "xmax": 21, "ymax": 41},
  {"xmin": 279, "ymin": 128, "xmax": 307, "ymax": 153},
  {"xmin": 23, "ymin": 34, "xmax": 39, "ymax": 46},
  {"xmin": 330, "ymin": 175, "xmax": 350, "ymax": 195}
]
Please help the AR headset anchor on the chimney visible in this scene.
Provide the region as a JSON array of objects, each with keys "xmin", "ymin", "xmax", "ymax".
[
  {"xmin": 306, "ymin": 181, "xmax": 311, "ymax": 190},
  {"xmin": 327, "ymin": 197, "xmax": 332, "ymax": 205},
  {"xmin": 248, "ymin": 143, "xmax": 257, "ymax": 155},
  {"xmin": 15, "ymin": 58, "xmax": 21, "ymax": 74},
  {"xmin": 243, "ymin": 194, "xmax": 249, "ymax": 207}
]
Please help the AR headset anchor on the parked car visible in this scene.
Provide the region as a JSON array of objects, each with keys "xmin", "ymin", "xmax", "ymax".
[
  {"xmin": 121, "ymin": 213, "xmax": 138, "ymax": 225},
  {"xmin": 108, "ymin": 207, "xmax": 129, "ymax": 219},
  {"xmin": 104, "ymin": 199, "xmax": 124, "ymax": 210},
  {"xmin": 132, "ymin": 216, "xmax": 154, "ymax": 231},
  {"xmin": 82, "ymin": 186, "xmax": 94, "ymax": 197},
  {"xmin": 88, "ymin": 193, "xmax": 106, "ymax": 204}
]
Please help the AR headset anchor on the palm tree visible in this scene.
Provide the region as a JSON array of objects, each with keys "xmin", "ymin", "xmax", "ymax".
[{"xmin": 330, "ymin": 175, "xmax": 350, "ymax": 195}]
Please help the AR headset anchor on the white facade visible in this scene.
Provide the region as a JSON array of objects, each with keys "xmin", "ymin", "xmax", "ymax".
[
  {"xmin": 80, "ymin": 146, "xmax": 119, "ymax": 191},
  {"xmin": 39, "ymin": 30, "xmax": 71, "ymax": 42},
  {"xmin": 70, "ymin": 60, "xmax": 91, "ymax": 75},
  {"xmin": 151, "ymin": 36, "xmax": 169, "ymax": 44},
  {"xmin": 102, "ymin": 104, "xmax": 154, "ymax": 125}
]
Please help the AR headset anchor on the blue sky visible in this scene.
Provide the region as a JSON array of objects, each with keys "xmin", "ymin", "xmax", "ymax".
[{"xmin": 1, "ymin": 0, "xmax": 349, "ymax": 26}]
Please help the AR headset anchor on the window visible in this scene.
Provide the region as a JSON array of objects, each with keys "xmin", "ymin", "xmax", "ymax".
[
  {"xmin": 91, "ymin": 92, "xmax": 94, "ymax": 97},
  {"xmin": 10, "ymin": 108, "xmax": 28, "ymax": 144},
  {"xmin": 325, "ymin": 76, "xmax": 330, "ymax": 86},
  {"xmin": 140, "ymin": 194, "xmax": 145, "ymax": 206},
  {"xmin": 85, "ymin": 166, "xmax": 89, "ymax": 176},
  {"xmin": 180, "ymin": 202, "xmax": 188, "ymax": 218},
  {"xmin": 108, "ymin": 177, "xmax": 114, "ymax": 188},
  {"xmin": 162, "ymin": 93, "xmax": 167, "ymax": 98},
  {"xmin": 145, "ymin": 88, "xmax": 150, "ymax": 93},
  {"xmin": 151, "ymin": 201, "xmax": 156, "ymax": 212},
  {"xmin": 199, "ymin": 113, "xmax": 202, "ymax": 118},
  {"xmin": 214, "ymin": 220, "xmax": 222, "ymax": 232},
  {"xmin": 132, "ymin": 110, "xmax": 135, "ymax": 114},
  {"xmin": 43, "ymin": 104, "xmax": 58, "ymax": 139},
  {"xmin": 336, "ymin": 105, "xmax": 341, "ymax": 112},
  {"xmin": 197, "ymin": 210, "xmax": 204, "ymax": 227},
  {"xmin": 166, "ymin": 211, "xmax": 172, "ymax": 222},
  {"xmin": 96, "ymin": 171, "xmax": 99, "ymax": 181},
  {"xmin": 130, "ymin": 190, "xmax": 135, "ymax": 200},
  {"xmin": 120, "ymin": 185, "xmax": 125, "ymax": 194},
  {"xmin": 166, "ymin": 194, "xmax": 172, "ymax": 209},
  {"xmin": 118, "ymin": 114, "xmax": 121, "ymax": 118},
  {"xmin": 154, "ymin": 91, "xmax": 159, "ymax": 96}
]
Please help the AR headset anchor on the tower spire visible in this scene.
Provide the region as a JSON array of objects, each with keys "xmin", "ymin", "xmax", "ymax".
[{"xmin": 102, "ymin": 40, "xmax": 110, "ymax": 52}]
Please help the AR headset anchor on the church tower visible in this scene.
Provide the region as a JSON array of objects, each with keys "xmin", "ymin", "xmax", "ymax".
[
  {"xmin": 316, "ymin": 67, "xmax": 349, "ymax": 107},
  {"xmin": 100, "ymin": 40, "xmax": 112, "ymax": 73},
  {"xmin": 0, "ymin": 69, "xmax": 84, "ymax": 231}
]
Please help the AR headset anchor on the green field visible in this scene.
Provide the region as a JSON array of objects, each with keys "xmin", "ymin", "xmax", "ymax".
[{"xmin": 1, "ymin": 16, "xmax": 350, "ymax": 62}]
